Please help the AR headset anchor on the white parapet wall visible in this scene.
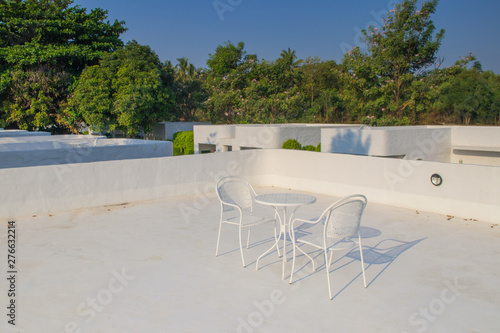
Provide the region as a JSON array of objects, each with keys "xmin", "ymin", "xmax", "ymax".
[
  {"xmin": 0, "ymin": 151, "xmax": 260, "ymax": 219},
  {"xmin": 450, "ymin": 126, "xmax": 500, "ymax": 166},
  {"xmin": 1, "ymin": 149, "xmax": 498, "ymax": 223},
  {"xmin": 194, "ymin": 124, "xmax": 352, "ymax": 153},
  {"xmin": 321, "ymin": 126, "xmax": 452, "ymax": 161},
  {"xmin": 0, "ymin": 136, "xmax": 172, "ymax": 169},
  {"xmin": 251, "ymin": 149, "xmax": 499, "ymax": 223},
  {"xmin": 0, "ymin": 129, "xmax": 51, "ymax": 138}
]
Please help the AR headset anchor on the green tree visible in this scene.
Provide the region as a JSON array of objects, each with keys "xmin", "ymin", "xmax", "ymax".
[
  {"xmin": 71, "ymin": 41, "xmax": 175, "ymax": 136},
  {"xmin": 300, "ymin": 57, "xmax": 343, "ymax": 122},
  {"xmin": 206, "ymin": 41, "xmax": 246, "ymax": 77},
  {"xmin": 278, "ymin": 48, "xmax": 303, "ymax": 70},
  {"xmin": 0, "ymin": 0, "xmax": 126, "ymax": 132},
  {"xmin": 437, "ymin": 65, "xmax": 500, "ymax": 125},
  {"xmin": 204, "ymin": 42, "xmax": 306, "ymax": 124},
  {"xmin": 175, "ymin": 57, "xmax": 189, "ymax": 82},
  {"xmin": 172, "ymin": 130, "xmax": 194, "ymax": 156},
  {"xmin": 204, "ymin": 41, "xmax": 253, "ymax": 123},
  {"xmin": 173, "ymin": 58, "xmax": 206, "ymax": 121},
  {"xmin": 342, "ymin": 0, "xmax": 444, "ymax": 120}
]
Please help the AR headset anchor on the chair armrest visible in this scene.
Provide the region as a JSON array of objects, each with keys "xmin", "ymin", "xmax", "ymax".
[
  {"xmin": 290, "ymin": 217, "xmax": 319, "ymax": 230},
  {"xmin": 220, "ymin": 201, "xmax": 243, "ymax": 215}
]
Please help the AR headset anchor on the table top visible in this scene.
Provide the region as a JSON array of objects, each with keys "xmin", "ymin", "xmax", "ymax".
[{"xmin": 255, "ymin": 193, "xmax": 317, "ymax": 207}]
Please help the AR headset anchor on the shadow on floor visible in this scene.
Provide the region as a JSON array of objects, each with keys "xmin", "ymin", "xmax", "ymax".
[{"xmin": 288, "ymin": 232, "xmax": 425, "ymax": 300}]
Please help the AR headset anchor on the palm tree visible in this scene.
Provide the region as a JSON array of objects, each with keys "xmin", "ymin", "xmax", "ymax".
[
  {"xmin": 176, "ymin": 57, "xmax": 189, "ymax": 81},
  {"xmin": 280, "ymin": 48, "xmax": 303, "ymax": 69},
  {"xmin": 187, "ymin": 63, "xmax": 197, "ymax": 80}
]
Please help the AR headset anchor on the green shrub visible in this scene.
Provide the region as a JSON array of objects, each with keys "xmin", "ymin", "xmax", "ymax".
[
  {"xmin": 282, "ymin": 139, "xmax": 302, "ymax": 150},
  {"xmin": 316, "ymin": 143, "xmax": 321, "ymax": 152},
  {"xmin": 173, "ymin": 131, "xmax": 194, "ymax": 156},
  {"xmin": 303, "ymin": 145, "xmax": 316, "ymax": 151}
]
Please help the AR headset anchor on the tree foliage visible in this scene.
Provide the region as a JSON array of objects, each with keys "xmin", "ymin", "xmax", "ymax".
[
  {"xmin": 1, "ymin": 0, "xmax": 499, "ymax": 131},
  {"xmin": 71, "ymin": 41, "xmax": 175, "ymax": 135},
  {"xmin": 204, "ymin": 42, "xmax": 305, "ymax": 124},
  {"xmin": 172, "ymin": 58, "xmax": 206, "ymax": 121},
  {"xmin": 342, "ymin": 0, "xmax": 444, "ymax": 120},
  {"xmin": 172, "ymin": 130, "xmax": 194, "ymax": 155},
  {"xmin": 0, "ymin": 0, "xmax": 126, "ymax": 132}
]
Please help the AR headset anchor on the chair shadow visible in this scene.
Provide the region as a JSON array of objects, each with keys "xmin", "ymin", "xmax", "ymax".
[
  {"xmin": 290, "ymin": 231, "xmax": 425, "ymax": 300},
  {"xmin": 255, "ymin": 226, "xmax": 384, "ymax": 272}
]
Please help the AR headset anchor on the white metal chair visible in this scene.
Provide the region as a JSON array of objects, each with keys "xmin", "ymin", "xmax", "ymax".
[
  {"xmin": 289, "ymin": 194, "xmax": 368, "ymax": 300},
  {"xmin": 215, "ymin": 176, "xmax": 279, "ymax": 267}
]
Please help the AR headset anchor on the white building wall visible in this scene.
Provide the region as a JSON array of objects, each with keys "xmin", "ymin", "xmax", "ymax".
[
  {"xmin": 146, "ymin": 122, "xmax": 211, "ymax": 141},
  {"xmin": 193, "ymin": 125, "xmax": 236, "ymax": 153},
  {"xmin": 450, "ymin": 126, "xmax": 500, "ymax": 166},
  {"xmin": 194, "ymin": 124, "xmax": 347, "ymax": 153},
  {"xmin": 0, "ymin": 137, "xmax": 172, "ymax": 168},
  {"xmin": 1, "ymin": 149, "xmax": 498, "ymax": 223},
  {"xmin": 0, "ymin": 129, "xmax": 51, "ymax": 138},
  {"xmin": 321, "ymin": 126, "xmax": 451, "ymax": 161}
]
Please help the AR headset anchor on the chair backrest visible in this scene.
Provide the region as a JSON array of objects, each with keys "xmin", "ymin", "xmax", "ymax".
[
  {"xmin": 216, "ymin": 177, "xmax": 255, "ymax": 211},
  {"xmin": 324, "ymin": 195, "xmax": 367, "ymax": 239}
]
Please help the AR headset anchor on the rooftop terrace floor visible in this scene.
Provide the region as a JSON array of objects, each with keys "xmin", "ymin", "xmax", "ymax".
[{"xmin": 1, "ymin": 187, "xmax": 499, "ymax": 333}]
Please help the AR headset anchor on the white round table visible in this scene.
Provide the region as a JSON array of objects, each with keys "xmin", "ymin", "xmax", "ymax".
[{"xmin": 255, "ymin": 193, "xmax": 316, "ymax": 279}]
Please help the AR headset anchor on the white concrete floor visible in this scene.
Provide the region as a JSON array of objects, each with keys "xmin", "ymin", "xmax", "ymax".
[{"xmin": 1, "ymin": 187, "xmax": 499, "ymax": 333}]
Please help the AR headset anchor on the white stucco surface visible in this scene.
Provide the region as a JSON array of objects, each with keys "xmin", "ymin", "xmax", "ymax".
[
  {"xmin": 0, "ymin": 129, "xmax": 51, "ymax": 137},
  {"xmin": 321, "ymin": 126, "xmax": 452, "ymax": 161},
  {"xmin": 0, "ymin": 136, "xmax": 172, "ymax": 169},
  {"xmin": 197, "ymin": 123, "xmax": 500, "ymax": 167},
  {"xmin": 1, "ymin": 149, "xmax": 498, "ymax": 223},
  {"xmin": 194, "ymin": 124, "xmax": 350, "ymax": 153},
  {"xmin": 1, "ymin": 188, "xmax": 499, "ymax": 332},
  {"xmin": 450, "ymin": 126, "xmax": 500, "ymax": 166},
  {"xmin": 451, "ymin": 126, "xmax": 500, "ymax": 147},
  {"xmin": 146, "ymin": 121, "xmax": 210, "ymax": 141}
]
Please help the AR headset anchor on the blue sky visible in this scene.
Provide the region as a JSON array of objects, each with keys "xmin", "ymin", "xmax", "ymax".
[{"xmin": 73, "ymin": 0, "xmax": 500, "ymax": 73}]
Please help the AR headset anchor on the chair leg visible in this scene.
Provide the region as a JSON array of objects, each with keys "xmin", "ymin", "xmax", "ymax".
[
  {"xmin": 274, "ymin": 224, "xmax": 281, "ymax": 258},
  {"xmin": 215, "ymin": 221, "xmax": 223, "ymax": 257},
  {"xmin": 239, "ymin": 225, "xmax": 246, "ymax": 267},
  {"xmin": 289, "ymin": 238, "xmax": 297, "ymax": 284},
  {"xmin": 246, "ymin": 229, "xmax": 251, "ymax": 249},
  {"xmin": 326, "ymin": 250, "xmax": 333, "ymax": 300},
  {"xmin": 359, "ymin": 238, "xmax": 367, "ymax": 288}
]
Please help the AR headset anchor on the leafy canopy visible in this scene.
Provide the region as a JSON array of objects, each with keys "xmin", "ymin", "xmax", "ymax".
[
  {"xmin": 71, "ymin": 40, "xmax": 175, "ymax": 135},
  {"xmin": 342, "ymin": 0, "xmax": 444, "ymax": 119},
  {"xmin": 0, "ymin": 0, "xmax": 126, "ymax": 131}
]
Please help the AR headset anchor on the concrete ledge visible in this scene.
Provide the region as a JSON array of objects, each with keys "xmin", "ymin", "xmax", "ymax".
[
  {"xmin": 0, "ymin": 138, "xmax": 172, "ymax": 168},
  {"xmin": 1, "ymin": 149, "xmax": 498, "ymax": 222}
]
